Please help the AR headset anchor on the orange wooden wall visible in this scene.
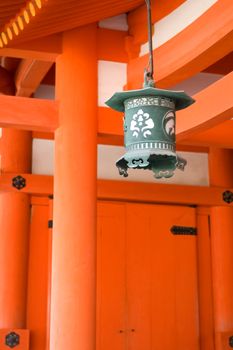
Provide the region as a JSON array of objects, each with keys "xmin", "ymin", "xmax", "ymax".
[{"xmin": 11, "ymin": 192, "xmax": 231, "ymax": 350}]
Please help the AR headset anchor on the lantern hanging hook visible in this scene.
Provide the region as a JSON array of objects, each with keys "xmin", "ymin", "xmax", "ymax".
[{"xmin": 144, "ymin": 0, "xmax": 155, "ymax": 87}]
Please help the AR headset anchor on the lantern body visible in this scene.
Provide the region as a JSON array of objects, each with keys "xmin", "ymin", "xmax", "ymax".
[{"xmin": 106, "ymin": 87, "xmax": 195, "ymax": 179}]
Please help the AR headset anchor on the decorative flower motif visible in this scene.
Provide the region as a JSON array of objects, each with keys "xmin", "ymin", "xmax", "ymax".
[{"xmin": 130, "ymin": 109, "xmax": 154, "ymax": 138}]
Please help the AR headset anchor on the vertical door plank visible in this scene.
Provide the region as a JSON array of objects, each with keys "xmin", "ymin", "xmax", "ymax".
[{"xmin": 97, "ymin": 202, "xmax": 127, "ymax": 350}]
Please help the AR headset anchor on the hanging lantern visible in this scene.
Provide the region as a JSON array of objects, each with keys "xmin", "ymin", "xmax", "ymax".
[{"xmin": 105, "ymin": 0, "xmax": 195, "ymax": 179}]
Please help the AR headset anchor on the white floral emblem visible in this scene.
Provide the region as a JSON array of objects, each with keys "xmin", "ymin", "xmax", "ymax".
[{"xmin": 130, "ymin": 109, "xmax": 154, "ymax": 138}]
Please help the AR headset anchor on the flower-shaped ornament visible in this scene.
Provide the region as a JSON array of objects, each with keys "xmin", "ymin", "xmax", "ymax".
[{"xmin": 130, "ymin": 109, "xmax": 154, "ymax": 138}]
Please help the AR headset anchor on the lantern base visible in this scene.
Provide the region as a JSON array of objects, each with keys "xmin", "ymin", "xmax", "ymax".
[{"xmin": 116, "ymin": 151, "xmax": 187, "ymax": 179}]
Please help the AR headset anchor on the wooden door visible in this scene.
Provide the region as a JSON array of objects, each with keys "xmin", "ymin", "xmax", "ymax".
[
  {"xmin": 126, "ymin": 203, "xmax": 199, "ymax": 350},
  {"xmin": 97, "ymin": 201, "xmax": 200, "ymax": 350},
  {"xmin": 97, "ymin": 202, "xmax": 127, "ymax": 350}
]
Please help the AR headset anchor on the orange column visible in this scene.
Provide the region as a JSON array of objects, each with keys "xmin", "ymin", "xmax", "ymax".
[
  {"xmin": 50, "ymin": 24, "xmax": 97, "ymax": 350},
  {"xmin": 0, "ymin": 128, "xmax": 32, "ymax": 328},
  {"xmin": 209, "ymin": 148, "xmax": 233, "ymax": 349}
]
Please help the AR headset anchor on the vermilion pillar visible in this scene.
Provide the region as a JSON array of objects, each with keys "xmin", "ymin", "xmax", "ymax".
[
  {"xmin": 0, "ymin": 129, "xmax": 31, "ymax": 328},
  {"xmin": 209, "ymin": 148, "xmax": 233, "ymax": 349},
  {"xmin": 50, "ymin": 24, "xmax": 97, "ymax": 350}
]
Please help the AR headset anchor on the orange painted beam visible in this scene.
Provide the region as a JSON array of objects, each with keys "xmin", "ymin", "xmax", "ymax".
[
  {"xmin": 0, "ymin": 175, "xmax": 231, "ymax": 206},
  {"xmin": 183, "ymin": 120, "xmax": 233, "ymax": 148},
  {"xmin": 204, "ymin": 52, "xmax": 233, "ymax": 75},
  {"xmin": 177, "ymin": 72, "xmax": 233, "ymax": 141},
  {"xmin": 0, "ymin": 173, "xmax": 53, "ymax": 196},
  {"xmin": 0, "ymin": 34, "xmax": 62, "ymax": 61},
  {"xmin": 127, "ymin": 0, "xmax": 233, "ymax": 89},
  {"xmin": 97, "ymin": 180, "xmax": 232, "ymax": 207},
  {"xmin": 1, "ymin": 28, "xmax": 127, "ymax": 74},
  {"xmin": 128, "ymin": 0, "xmax": 186, "ymax": 45},
  {"xmin": 98, "ymin": 106, "xmax": 123, "ymax": 137},
  {"xmin": 98, "ymin": 28, "xmax": 128, "ymax": 63},
  {"xmin": 31, "ymin": 197, "xmax": 50, "ymax": 206},
  {"xmin": 0, "ymin": 95, "xmax": 58, "ymax": 132},
  {"xmin": 15, "ymin": 59, "xmax": 53, "ymax": 97},
  {"xmin": 32, "ymin": 131, "xmax": 54, "ymax": 140}
]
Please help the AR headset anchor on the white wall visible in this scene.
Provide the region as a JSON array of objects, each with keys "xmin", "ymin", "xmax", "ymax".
[
  {"xmin": 32, "ymin": 138, "xmax": 209, "ymax": 186},
  {"xmin": 99, "ymin": 14, "xmax": 128, "ymax": 31}
]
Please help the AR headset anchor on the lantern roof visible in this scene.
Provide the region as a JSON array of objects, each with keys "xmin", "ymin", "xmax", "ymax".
[{"xmin": 105, "ymin": 87, "xmax": 195, "ymax": 112}]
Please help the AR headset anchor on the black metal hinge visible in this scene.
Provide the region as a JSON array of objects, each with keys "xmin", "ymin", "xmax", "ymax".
[
  {"xmin": 48, "ymin": 220, "xmax": 53, "ymax": 229},
  {"xmin": 171, "ymin": 226, "xmax": 197, "ymax": 236}
]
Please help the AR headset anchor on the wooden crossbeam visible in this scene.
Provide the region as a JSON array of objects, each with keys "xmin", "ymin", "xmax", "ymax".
[
  {"xmin": 0, "ymin": 95, "xmax": 58, "ymax": 132},
  {"xmin": 0, "ymin": 174, "xmax": 232, "ymax": 207},
  {"xmin": 0, "ymin": 72, "xmax": 231, "ymax": 146},
  {"xmin": 0, "ymin": 174, "xmax": 53, "ymax": 196},
  {"xmin": 0, "ymin": 34, "xmax": 62, "ymax": 61},
  {"xmin": 0, "ymin": 29, "xmax": 126, "ymax": 62},
  {"xmin": 98, "ymin": 28, "xmax": 128, "ymax": 63},
  {"xmin": 15, "ymin": 59, "xmax": 53, "ymax": 97},
  {"xmin": 98, "ymin": 180, "xmax": 232, "ymax": 207}
]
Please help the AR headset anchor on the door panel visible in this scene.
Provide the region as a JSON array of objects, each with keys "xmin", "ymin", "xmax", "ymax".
[
  {"xmin": 97, "ymin": 202, "xmax": 127, "ymax": 350},
  {"xmin": 97, "ymin": 201, "xmax": 200, "ymax": 350},
  {"xmin": 126, "ymin": 203, "xmax": 199, "ymax": 350}
]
